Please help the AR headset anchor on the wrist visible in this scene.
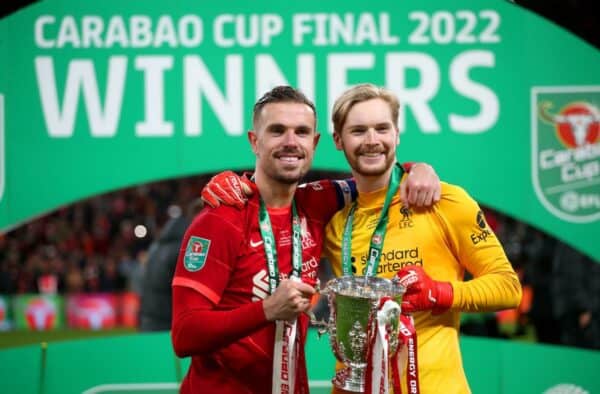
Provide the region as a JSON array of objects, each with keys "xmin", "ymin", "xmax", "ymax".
[
  {"xmin": 262, "ymin": 297, "xmax": 276, "ymax": 322},
  {"xmin": 433, "ymin": 282, "xmax": 453, "ymax": 314}
]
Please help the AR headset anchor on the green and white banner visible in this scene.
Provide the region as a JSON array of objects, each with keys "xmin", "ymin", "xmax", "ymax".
[
  {"xmin": 0, "ymin": 0, "xmax": 598, "ymax": 260},
  {"xmin": 12, "ymin": 294, "xmax": 64, "ymax": 330}
]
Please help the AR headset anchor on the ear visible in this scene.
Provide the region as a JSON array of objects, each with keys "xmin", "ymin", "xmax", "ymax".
[
  {"xmin": 247, "ymin": 130, "xmax": 258, "ymax": 155},
  {"xmin": 313, "ymin": 132, "xmax": 321, "ymax": 149},
  {"xmin": 333, "ymin": 132, "xmax": 343, "ymax": 151},
  {"xmin": 395, "ymin": 126, "xmax": 400, "ymax": 146}
]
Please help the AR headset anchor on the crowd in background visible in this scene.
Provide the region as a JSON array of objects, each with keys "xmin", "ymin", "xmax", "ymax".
[
  {"xmin": 0, "ymin": 172, "xmax": 598, "ymax": 350},
  {"xmin": 0, "ymin": 175, "xmax": 210, "ymax": 296}
]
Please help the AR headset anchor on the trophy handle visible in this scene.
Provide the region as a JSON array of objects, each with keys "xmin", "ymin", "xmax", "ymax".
[
  {"xmin": 309, "ymin": 314, "xmax": 330, "ymax": 337},
  {"xmin": 309, "ymin": 286, "xmax": 331, "ymax": 337}
]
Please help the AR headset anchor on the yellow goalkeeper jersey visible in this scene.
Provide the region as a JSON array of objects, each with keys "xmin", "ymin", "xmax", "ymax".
[{"xmin": 323, "ymin": 181, "xmax": 522, "ymax": 394}]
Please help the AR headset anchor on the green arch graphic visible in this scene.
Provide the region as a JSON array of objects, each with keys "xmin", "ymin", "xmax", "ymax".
[{"xmin": 0, "ymin": 0, "xmax": 598, "ymax": 260}]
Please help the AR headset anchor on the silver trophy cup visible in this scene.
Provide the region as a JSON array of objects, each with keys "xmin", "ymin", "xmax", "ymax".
[{"xmin": 315, "ymin": 276, "xmax": 405, "ymax": 392}]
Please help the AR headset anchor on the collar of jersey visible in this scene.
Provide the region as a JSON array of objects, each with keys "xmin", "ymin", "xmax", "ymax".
[
  {"xmin": 249, "ymin": 194, "xmax": 292, "ymax": 215},
  {"xmin": 356, "ymin": 186, "xmax": 401, "ymax": 209},
  {"xmin": 264, "ymin": 204, "xmax": 292, "ymax": 215}
]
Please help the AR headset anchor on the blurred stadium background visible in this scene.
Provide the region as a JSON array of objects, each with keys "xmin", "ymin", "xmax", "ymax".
[{"xmin": 0, "ymin": 0, "xmax": 598, "ymax": 393}]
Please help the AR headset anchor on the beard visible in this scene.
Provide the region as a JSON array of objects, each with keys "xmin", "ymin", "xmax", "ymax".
[
  {"xmin": 269, "ymin": 169, "xmax": 306, "ymax": 184},
  {"xmin": 344, "ymin": 147, "xmax": 396, "ymax": 177},
  {"xmin": 272, "ymin": 173, "xmax": 303, "ymax": 184},
  {"xmin": 262, "ymin": 149, "xmax": 310, "ymax": 185}
]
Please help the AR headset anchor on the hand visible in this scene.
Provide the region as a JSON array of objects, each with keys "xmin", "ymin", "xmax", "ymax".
[
  {"xmin": 263, "ymin": 279, "xmax": 316, "ymax": 322},
  {"xmin": 400, "ymin": 163, "xmax": 441, "ymax": 208},
  {"xmin": 396, "ymin": 266, "xmax": 453, "ymax": 315},
  {"xmin": 201, "ymin": 171, "xmax": 253, "ymax": 209}
]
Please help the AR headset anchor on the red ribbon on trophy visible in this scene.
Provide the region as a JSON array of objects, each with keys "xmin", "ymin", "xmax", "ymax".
[{"xmin": 365, "ymin": 298, "xmax": 419, "ymax": 394}]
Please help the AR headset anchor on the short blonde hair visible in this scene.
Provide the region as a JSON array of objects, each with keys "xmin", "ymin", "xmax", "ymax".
[{"xmin": 332, "ymin": 84, "xmax": 400, "ymax": 134}]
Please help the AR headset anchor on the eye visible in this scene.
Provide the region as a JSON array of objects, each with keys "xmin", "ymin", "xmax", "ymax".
[
  {"xmin": 268, "ymin": 124, "xmax": 285, "ymax": 135},
  {"xmin": 295, "ymin": 126, "xmax": 312, "ymax": 136},
  {"xmin": 376, "ymin": 123, "xmax": 392, "ymax": 133},
  {"xmin": 349, "ymin": 126, "xmax": 367, "ymax": 135}
]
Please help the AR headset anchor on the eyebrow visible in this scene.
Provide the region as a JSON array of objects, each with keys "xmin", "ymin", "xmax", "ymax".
[
  {"xmin": 345, "ymin": 121, "xmax": 392, "ymax": 129},
  {"xmin": 265, "ymin": 123, "xmax": 314, "ymax": 132}
]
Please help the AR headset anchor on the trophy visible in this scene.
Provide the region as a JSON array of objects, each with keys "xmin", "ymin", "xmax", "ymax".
[{"xmin": 314, "ymin": 276, "xmax": 405, "ymax": 392}]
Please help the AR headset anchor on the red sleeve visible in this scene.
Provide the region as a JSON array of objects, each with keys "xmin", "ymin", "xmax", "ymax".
[
  {"xmin": 171, "ymin": 286, "xmax": 268, "ymax": 357},
  {"xmin": 172, "ymin": 208, "xmax": 240, "ymax": 304},
  {"xmin": 295, "ymin": 179, "xmax": 357, "ymax": 223}
]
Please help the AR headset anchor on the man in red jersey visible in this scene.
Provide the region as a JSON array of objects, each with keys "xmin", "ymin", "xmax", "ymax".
[
  {"xmin": 172, "ymin": 86, "xmax": 349, "ymax": 394},
  {"xmin": 171, "ymin": 86, "xmax": 440, "ymax": 394}
]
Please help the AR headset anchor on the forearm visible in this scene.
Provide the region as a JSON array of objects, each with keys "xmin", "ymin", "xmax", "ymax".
[
  {"xmin": 171, "ymin": 286, "xmax": 269, "ymax": 357},
  {"xmin": 451, "ymin": 267, "xmax": 522, "ymax": 312}
]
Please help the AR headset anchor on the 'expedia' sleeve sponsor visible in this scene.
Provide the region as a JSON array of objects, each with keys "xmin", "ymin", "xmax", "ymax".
[
  {"xmin": 296, "ymin": 179, "xmax": 357, "ymax": 223},
  {"xmin": 172, "ymin": 206, "xmax": 243, "ymax": 304},
  {"xmin": 436, "ymin": 183, "xmax": 522, "ymax": 312}
]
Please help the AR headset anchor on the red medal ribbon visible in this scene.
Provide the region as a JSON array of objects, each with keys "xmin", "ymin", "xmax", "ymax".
[{"xmin": 395, "ymin": 314, "xmax": 419, "ymax": 394}]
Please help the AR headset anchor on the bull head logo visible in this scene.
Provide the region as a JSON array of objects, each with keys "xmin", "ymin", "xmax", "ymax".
[
  {"xmin": 531, "ymin": 87, "xmax": 600, "ymax": 224},
  {"xmin": 539, "ymin": 101, "xmax": 600, "ymax": 148}
]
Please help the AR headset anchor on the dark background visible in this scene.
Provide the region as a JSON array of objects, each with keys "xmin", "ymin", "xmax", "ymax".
[{"xmin": 1, "ymin": 1, "xmax": 599, "ymax": 49}]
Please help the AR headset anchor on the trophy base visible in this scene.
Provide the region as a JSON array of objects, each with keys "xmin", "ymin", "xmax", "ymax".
[{"xmin": 332, "ymin": 367, "xmax": 365, "ymax": 393}]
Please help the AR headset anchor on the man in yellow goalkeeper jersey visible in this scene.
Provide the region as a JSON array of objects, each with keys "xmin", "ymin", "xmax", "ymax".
[{"xmin": 323, "ymin": 83, "xmax": 522, "ymax": 394}]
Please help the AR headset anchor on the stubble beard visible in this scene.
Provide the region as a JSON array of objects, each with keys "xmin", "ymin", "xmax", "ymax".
[
  {"xmin": 264, "ymin": 158, "xmax": 309, "ymax": 185},
  {"xmin": 271, "ymin": 170, "xmax": 304, "ymax": 185},
  {"xmin": 346, "ymin": 148, "xmax": 395, "ymax": 177}
]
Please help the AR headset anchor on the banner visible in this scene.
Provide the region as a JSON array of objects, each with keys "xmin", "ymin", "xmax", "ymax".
[
  {"xmin": 4, "ymin": 293, "xmax": 140, "ymax": 331},
  {"xmin": 66, "ymin": 294, "xmax": 118, "ymax": 330},
  {"xmin": 65, "ymin": 292, "xmax": 140, "ymax": 329},
  {"xmin": 0, "ymin": 0, "xmax": 598, "ymax": 260},
  {"xmin": 12, "ymin": 294, "xmax": 64, "ymax": 330},
  {"xmin": 120, "ymin": 292, "xmax": 140, "ymax": 328},
  {"xmin": 0, "ymin": 295, "xmax": 11, "ymax": 331}
]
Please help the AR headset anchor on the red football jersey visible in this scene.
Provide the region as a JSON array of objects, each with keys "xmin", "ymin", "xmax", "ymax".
[{"xmin": 172, "ymin": 180, "xmax": 352, "ymax": 394}]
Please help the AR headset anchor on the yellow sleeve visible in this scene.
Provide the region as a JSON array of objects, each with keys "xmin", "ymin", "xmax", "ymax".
[
  {"xmin": 437, "ymin": 184, "xmax": 522, "ymax": 312},
  {"xmin": 323, "ymin": 208, "xmax": 346, "ymax": 278}
]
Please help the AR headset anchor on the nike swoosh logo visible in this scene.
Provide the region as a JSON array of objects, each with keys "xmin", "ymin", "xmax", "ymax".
[
  {"xmin": 428, "ymin": 290, "xmax": 437, "ymax": 304},
  {"xmin": 250, "ymin": 239, "xmax": 264, "ymax": 248}
]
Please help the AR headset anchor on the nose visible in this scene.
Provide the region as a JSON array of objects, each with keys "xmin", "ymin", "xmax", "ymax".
[
  {"xmin": 364, "ymin": 128, "xmax": 377, "ymax": 144},
  {"xmin": 282, "ymin": 129, "xmax": 299, "ymax": 147}
]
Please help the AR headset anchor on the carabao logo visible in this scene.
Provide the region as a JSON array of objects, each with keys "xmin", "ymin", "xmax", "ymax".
[
  {"xmin": 75, "ymin": 297, "xmax": 116, "ymax": 330},
  {"xmin": 25, "ymin": 298, "xmax": 56, "ymax": 330},
  {"xmin": 183, "ymin": 236, "xmax": 211, "ymax": 272},
  {"xmin": 531, "ymin": 87, "xmax": 600, "ymax": 222}
]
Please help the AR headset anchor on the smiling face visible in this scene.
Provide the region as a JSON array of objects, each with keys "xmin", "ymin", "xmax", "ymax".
[
  {"xmin": 249, "ymin": 102, "xmax": 320, "ymax": 185},
  {"xmin": 334, "ymin": 98, "xmax": 399, "ymax": 177}
]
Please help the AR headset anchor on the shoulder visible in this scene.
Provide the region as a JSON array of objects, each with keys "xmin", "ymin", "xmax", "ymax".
[
  {"xmin": 325, "ymin": 204, "xmax": 352, "ymax": 233},
  {"xmin": 187, "ymin": 204, "xmax": 246, "ymax": 235},
  {"xmin": 296, "ymin": 179, "xmax": 354, "ymax": 222},
  {"xmin": 178, "ymin": 205, "xmax": 246, "ymax": 267},
  {"xmin": 435, "ymin": 182, "xmax": 482, "ymax": 226},
  {"xmin": 297, "ymin": 179, "xmax": 356, "ymax": 201},
  {"xmin": 296, "ymin": 179, "xmax": 337, "ymax": 197},
  {"xmin": 439, "ymin": 182, "xmax": 474, "ymax": 204},
  {"xmin": 436, "ymin": 182, "xmax": 480, "ymax": 214}
]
